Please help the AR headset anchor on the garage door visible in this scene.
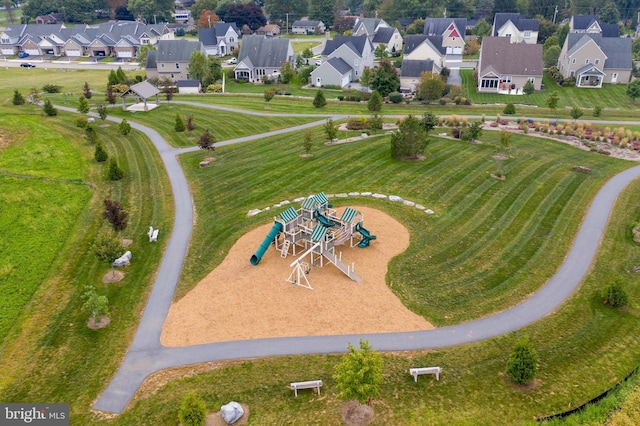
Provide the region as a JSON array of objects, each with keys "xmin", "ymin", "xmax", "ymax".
[
  {"xmin": 1, "ymin": 48, "xmax": 14, "ymax": 55},
  {"xmin": 118, "ymin": 51, "xmax": 132, "ymax": 58},
  {"xmin": 452, "ymin": 46, "xmax": 463, "ymax": 54},
  {"xmin": 446, "ymin": 46, "xmax": 452, "ymax": 54},
  {"xmin": 66, "ymin": 49, "xmax": 81, "ymax": 57},
  {"xmin": 25, "ymin": 48, "xmax": 39, "ymax": 55}
]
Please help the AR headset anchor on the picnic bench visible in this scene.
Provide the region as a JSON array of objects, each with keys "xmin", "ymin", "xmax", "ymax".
[
  {"xmin": 409, "ymin": 367, "xmax": 442, "ymax": 382},
  {"xmin": 289, "ymin": 380, "xmax": 323, "ymax": 397},
  {"xmin": 148, "ymin": 226, "xmax": 159, "ymax": 242}
]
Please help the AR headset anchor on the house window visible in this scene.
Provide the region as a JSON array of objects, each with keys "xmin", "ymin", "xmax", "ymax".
[
  {"xmin": 481, "ymin": 79, "xmax": 498, "ymax": 88},
  {"xmin": 502, "ymin": 76, "xmax": 512, "ymax": 83},
  {"xmin": 570, "ymin": 70, "xmax": 575, "ymax": 77},
  {"xmin": 231, "ymin": 46, "xmax": 234, "ymax": 51},
  {"xmin": 161, "ymin": 63, "xmax": 165, "ymax": 68},
  {"xmin": 505, "ymin": 33, "xmax": 512, "ymax": 38},
  {"xmin": 142, "ymin": 39, "xmax": 149, "ymax": 44},
  {"xmin": 585, "ymin": 59, "xmax": 589, "ymax": 64},
  {"xmin": 571, "ymin": 58, "xmax": 576, "ymax": 64},
  {"xmin": 528, "ymin": 77, "xmax": 535, "ymax": 83},
  {"xmin": 595, "ymin": 59, "xmax": 600, "ymax": 65},
  {"xmin": 524, "ymin": 31, "xmax": 531, "ymax": 38},
  {"xmin": 175, "ymin": 63, "xmax": 180, "ymax": 69}
]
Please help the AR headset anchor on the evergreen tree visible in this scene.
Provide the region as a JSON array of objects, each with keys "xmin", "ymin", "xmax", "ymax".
[
  {"xmin": 42, "ymin": 99, "xmax": 57, "ymax": 116},
  {"xmin": 12, "ymin": 89, "xmax": 25, "ymax": 105},
  {"xmin": 94, "ymin": 142, "xmax": 108, "ymax": 162},
  {"xmin": 97, "ymin": 104, "xmax": 108, "ymax": 122},
  {"xmin": 105, "ymin": 85, "xmax": 117, "ymax": 105},
  {"xmin": 369, "ymin": 60, "xmax": 400, "ymax": 96},
  {"xmin": 85, "ymin": 125, "xmax": 98, "ymax": 144},
  {"xmin": 506, "ymin": 338, "xmax": 538, "ymax": 385},
  {"xmin": 78, "ymin": 96, "xmax": 90, "ymax": 114},
  {"xmin": 175, "ymin": 114, "xmax": 186, "ymax": 132},
  {"xmin": 390, "ymin": 115, "xmax": 428, "ymax": 160},
  {"xmin": 367, "ymin": 90, "xmax": 382, "ymax": 112},
  {"xmin": 324, "ymin": 118, "xmax": 339, "ymax": 140},
  {"xmin": 118, "ymin": 119, "xmax": 132, "ymax": 136},
  {"xmin": 313, "ymin": 90, "xmax": 327, "ymax": 108},
  {"xmin": 108, "ymin": 69, "xmax": 119, "ymax": 86},
  {"xmin": 83, "ymin": 81, "xmax": 93, "ymax": 99},
  {"xmin": 108, "ymin": 158, "xmax": 124, "ymax": 181},
  {"xmin": 116, "ymin": 66, "xmax": 126, "ymax": 84}
]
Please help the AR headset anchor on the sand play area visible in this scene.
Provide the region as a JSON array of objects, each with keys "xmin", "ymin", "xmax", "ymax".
[{"xmin": 161, "ymin": 206, "xmax": 433, "ymax": 347}]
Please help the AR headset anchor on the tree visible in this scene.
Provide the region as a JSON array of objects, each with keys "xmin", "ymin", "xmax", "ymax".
[
  {"xmin": 191, "ymin": 0, "xmax": 219, "ymax": 20},
  {"xmin": 12, "ymin": 90, "xmax": 25, "ymax": 106},
  {"xmin": 128, "ymin": 0, "xmax": 174, "ymax": 23},
  {"xmin": 543, "ymin": 45, "xmax": 561, "ymax": 68},
  {"xmin": 197, "ymin": 9, "xmax": 220, "ymax": 27},
  {"xmin": 198, "ymin": 129, "xmax": 216, "ymax": 150},
  {"xmin": 535, "ymin": 16, "xmax": 558, "ymax": 44},
  {"xmin": 333, "ymin": 339, "xmax": 383, "ymax": 404},
  {"xmin": 136, "ymin": 45, "xmax": 155, "ymax": 66},
  {"xmin": 225, "ymin": 2, "xmax": 267, "ymax": 31},
  {"xmin": 421, "ymin": 112, "xmax": 438, "ymax": 134},
  {"xmin": 108, "ymin": 158, "xmax": 124, "ymax": 181},
  {"xmin": 557, "ymin": 24, "xmax": 569, "ymax": 48},
  {"xmin": 3, "ymin": 0, "xmax": 16, "ymax": 24},
  {"xmin": 94, "ymin": 142, "xmax": 109, "ymax": 163},
  {"xmin": 333, "ymin": 16, "xmax": 356, "ymax": 34},
  {"xmin": 506, "ymin": 338, "xmax": 538, "ymax": 385},
  {"xmin": 265, "ymin": 0, "xmax": 307, "ymax": 24},
  {"xmin": 83, "ymin": 81, "xmax": 93, "ymax": 99},
  {"xmin": 302, "ymin": 130, "xmax": 313, "ymax": 154},
  {"xmin": 461, "ymin": 121, "xmax": 483, "ymax": 142},
  {"xmin": 626, "ymin": 79, "xmax": 640, "ymax": 104},
  {"xmin": 279, "ymin": 62, "xmax": 295, "ymax": 84},
  {"xmin": 472, "ymin": 19, "xmax": 492, "ymax": 42},
  {"xmin": 546, "ymin": 91, "xmax": 559, "ymax": 115},
  {"xmin": 42, "ymin": 99, "xmax": 57, "ymax": 116},
  {"xmin": 105, "ymin": 85, "xmax": 117, "ymax": 105},
  {"xmin": 374, "ymin": 44, "xmax": 388, "ymax": 60},
  {"xmin": 633, "ymin": 38, "xmax": 640, "ymax": 61},
  {"xmin": 178, "ymin": 392, "xmax": 207, "ymax": 426},
  {"xmin": 390, "ymin": 115, "xmax": 428, "ymax": 160},
  {"xmin": 264, "ymin": 88, "xmax": 275, "ymax": 104},
  {"xmin": 186, "ymin": 115, "xmax": 197, "ymax": 132},
  {"xmin": 85, "ymin": 125, "xmax": 98, "ymax": 144},
  {"xmin": 103, "ymin": 198, "xmax": 129, "ymax": 232},
  {"xmin": 175, "ymin": 114, "xmax": 186, "ymax": 132},
  {"xmin": 189, "ymin": 51, "xmax": 223, "ymax": 87},
  {"xmin": 324, "ymin": 118, "xmax": 339, "ymax": 140},
  {"xmin": 27, "ymin": 88, "xmax": 41, "ymax": 105},
  {"xmin": 416, "ymin": 72, "xmax": 445, "ymax": 103},
  {"xmin": 359, "ymin": 67, "xmax": 372, "ymax": 88},
  {"xmin": 599, "ymin": 1, "xmax": 620, "ymax": 24},
  {"xmin": 114, "ymin": 5, "xmax": 135, "ymax": 20},
  {"xmin": 369, "ymin": 60, "xmax": 400, "ymax": 97},
  {"xmin": 116, "ymin": 67, "xmax": 127, "ymax": 85},
  {"xmin": 367, "ymin": 90, "xmax": 382, "ymax": 112},
  {"xmin": 97, "ymin": 105, "xmax": 108, "ymax": 122},
  {"xmin": 503, "ymin": 103, "xmax": 516, "ymax": 115},
  {"xmin": 92, "ymin": 229, "xmax": 123, "ymax": 263},
  {"xmin": 570, "ymin": 106, "xmax": 584, "ymax": 121},
  {"xmin": 118, "ymin": 119, "xmax": 132, "ymax": 136},
  {"xmin": 601, "ymin": 278, "xmax": 629, "ymax": 308},
  {"xmin": 82, "ymin": 286, "xmax": 110, "ymax": 323},
  {"xmin": 78, "ymin": 96, "xmax": 90, "ymax": 114},
  {"xmin": 313, "ymin": 90, "xmax": 327, "ymax": 108},
  {"xmin": 593, "ymin": 105, "xmax": 602, "ymax": 117},
  {"xmin": 522, "ymin": 80, "xmax": 535, "ymax": 95},
  {"xmin": 309, "ymin": 0, "xmax": 335, "ymax": 27},
  {"xmin": 405, "ymin": 18, "xmax": 425, "ymax": 35}
]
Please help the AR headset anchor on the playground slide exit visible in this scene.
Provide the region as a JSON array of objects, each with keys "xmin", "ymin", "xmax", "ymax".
[
  {"xmin": 250, "ymin": 221, "xmax": 284, "ymax": 265},
  {"xmin": 355, "ymin": 222, "xmax": 377, "ymax": 248}
]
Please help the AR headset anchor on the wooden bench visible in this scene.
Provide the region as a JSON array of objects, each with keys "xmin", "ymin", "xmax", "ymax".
[
  {"xmin": 409, "ymin": 367, "xmax": 442, "ymax": 382},
  {"xmin": 290, "ymin": 380, "xmax": 323, "ymax": 397}
]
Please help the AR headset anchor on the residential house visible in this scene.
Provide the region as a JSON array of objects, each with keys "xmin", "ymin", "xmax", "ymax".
[
  {"xmin": 402, "ymin": 34, "xmax": 446, "ymax": 68},
  {"xmin": 398, "ymin": 18, "xmax": 415, "ymax": 32},
  {"xmin": 352, "ymin": 17, "xmax": 402, "ymax": 55},
  {"xmin": 198, "ymin": 23, "xmax": 239, "ymax": 57},
  {"xmin": 173, "ymin": 10, "xmax": 191, "ymax": 22},
  {"xmin": 310, "ymin": 35, "xmax": 374, "ymax": 87},
  {"xmin": 477, "ymin": 36, "xmax": 543, "ymax": 92},
  {"xmin": 570, "ymin": 15, "xmax": 619, "ymax": 37},
  {"xmin": 557, "ymin": 32, "xmax": 632, "ymax": 87},
  {"xmin": 145, "ymin": 39, "xmax": 203, "ymax": 81},
  {"xmin": 255, "ymin": 24, "xmax": 281, "ymax": 37},
  {"xmin": 423, "ymin": 18, "xmax": 466, "ymax": 54},
  {"xmin": 492, "ymin": 13, "xmax": 539, "ymax": 44},
  {"xmin": 35, "ymin": 13, "xmax": 63, "ymax": 24},
  {"xmin": 291, "ymin": 20, "xmax": 325, "ymax": 35},
  {"xmin": 233, "ymin": 35, "xmax": 294, "ymax": 82},
  {"xmin": 400, "ymin": 60, "xmax": 438, "ymax": 93}
]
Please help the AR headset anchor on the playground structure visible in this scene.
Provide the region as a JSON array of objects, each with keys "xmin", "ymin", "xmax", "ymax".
[{"xmin": 249, "ymin": 193, "xmax": 377, "ymax": 290}]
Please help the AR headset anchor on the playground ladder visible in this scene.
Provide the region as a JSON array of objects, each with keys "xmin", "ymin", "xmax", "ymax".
[
  {"xmin": 281, "ymin": 240, "xmax": 291, "ymax": 258},
  {"xmin": 333, "ymin": 229, "xmax": 351, "ymax": 246},
  {"xmin": 322, "ymin": 251, "xmax": 362, "ymax": 283}
]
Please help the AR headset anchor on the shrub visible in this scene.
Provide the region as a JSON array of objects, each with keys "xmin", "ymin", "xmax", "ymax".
[
  {"xmin": 593, "ymin": 105, "xmax": 602, "ymax": 117},
  {"xmin": 108, "ymin": 158, "xmax": 124, "ymax": 181},
  {"xmin": 313, "ymin": 90, "xmax": 327, "ymax": 108},
  {"xmin": 324, "ymin": 118, "xmax": 339, "ymax": 140},
  {"xmin": 370, "ymin": 114, "xmax": 383, "ymax": 130},
  {"xmin": 118, "ymin": 119, "xmax": 131, "ymax": 136},
  {"xmin": 367, "ymin": 90, "xmax": 382, "ymax": 112},
  {"xmin": 92, "ymin": 230, "xmax": 123, "ymax": 263},
  {"xmin": 175, "ymin": 114, "xmax": 186, "ymax": 132},
  {"xmin": 12, "ymin": 90, "xmax": 25, "ymax": 105},
  {"xmin": 42, "ymin": 99, "xmax": 57, "ymax": 116},
  {"xmin": 206, "ymin": 83, "xmax": 223, "ymax": 93},
  {"xmin": 186, "ymin": 114, "xmax": 197, "ymax": 131},
  {"xmin": 42, "ymin": 84, "xmax": 62, "ymax": 93},
  {"xmin": 522, "ymin": 80, "xmax": 535, "ymax": 95},
  {"xmin": 94, "ymin": 142, "xmax": 108, "ymax": 162},
  {"xmin": 81, "ymin": 286, "xmax": 109, "ymax": 322},
  {"xmin": 388, "ymin": 92, "xmax": 403, "ymax": 103},
  {"xmin": 601, "ymin": 278, "xmax": 629, "ymax": 308},
  {"xmin": 178, "ymin": 392, "xmax": 207, "ymax": 426},
  {"xmin": 506, "ymin": 338, "xmax": 538, "ymax": 385},
  {"xmin": 503, "ymin": 103, "xmax": 516, "ymax": 115},
  {"xmin": 84, "ymin": 125, "xmax": 97, "ymax": 144},
  {"xmin": 75, "ymin": 116, "xmax": 88, "ymax": 128},
  {"xmin": 346, "ymin": 117, "xmax": 370, "ymax": 130}
]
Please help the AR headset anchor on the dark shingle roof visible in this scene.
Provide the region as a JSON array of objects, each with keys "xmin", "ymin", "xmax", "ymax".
[
  {"xmin": 145, "ymin": 50, "xmax": 157, "ymax": 69},
  {"xmin": 292, "ymin": 20, "xmax": 322, "ymax": 27},
  {"xmin": 566, "ymin": 33, "xmax": 632, "ymax": 70},
  {"xmin": 322, "ymin": 35, "xmax": 370, "ymax": 56},
  {"xmin": 401, "ymin": 59, "xmax": 435, "ymax": 78},
  {"xmin": 177, "ymin": 80, "xmax": 201, "ymax": 87},
  {"xmin": 404, "ymin": 34, "xmax": 446, "ymax": 56},
  {"xmin": 571, "ymin": 15, "xmax": 599, "ymax": 30},
  {"xmin": 326, "ymin": 57, "xmax": 352, "ymax": 74},
  {"xmin": 354, "ymin": 18, "xmax": 381, "ymax": 35},
  {"xmin": 372, "ymin": 27, "xmax": 396, "ymax": 43},
  {"xmin": 198, "ymin": 28, "xmax": 217, "ymax": 46},
  {"xmin": 493, "ymin": 13, "xmax": 539, "ymax": 35},
  {"xmin": 423, "ymin": 18, "xmax": 467, "ymax": 36},
  {"xmin": 478, "ymin": 36, "xmax": 542, "ymax": 77},
  {"xmin": 237, "ymin": 35, "xmax": 291, "ymax": 68},
  {"xmin": 156, "ymin": 39, "xmax": 201, "ymax": 63},
  {"xmin": 601, "ymin": 24, "xmax": 619, "ymax": 37}
]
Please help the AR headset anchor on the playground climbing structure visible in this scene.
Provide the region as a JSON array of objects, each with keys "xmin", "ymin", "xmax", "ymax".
[{"xmin": 249, "ymin": 193, "xmax": 377, "ymax": 289}]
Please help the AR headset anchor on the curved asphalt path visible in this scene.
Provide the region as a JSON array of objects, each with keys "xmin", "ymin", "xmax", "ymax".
[{"xmin": 76, "ymin": 103, "xmax": 640, "ymax": 414}]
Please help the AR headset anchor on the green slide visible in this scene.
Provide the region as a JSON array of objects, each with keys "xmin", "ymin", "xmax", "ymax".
[
  {"xmin": 355, "ymin": 222, "xmax": 377, "ymax": 248},
  {"xmin": 250, "ymin": 221, "xmax": 283, "ymax": 265}
]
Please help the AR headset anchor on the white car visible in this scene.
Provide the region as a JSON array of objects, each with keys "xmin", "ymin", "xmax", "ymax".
[
  {"xmin": 314, "ymin": 60, "xmax": 322, "ymax": 66},
  {"xmin": 227, "ymin": 57, "xmax": 237, "ymax": 65}
]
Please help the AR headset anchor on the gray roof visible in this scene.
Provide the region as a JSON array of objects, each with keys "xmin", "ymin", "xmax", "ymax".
[
  {"xmin": 145, "ymin": 50, "xmax": 157, "ymax": 69},
  {"xmin": 575, "ymin": 64, "xmax": 605, "ymax": 76},
  {"xmin": 156, "ymin": 39, "xmax": 201, "ymax": 63},
  {"xmin": 322, "ymin": 35, "xmax": 371, "ymax": 57},
  {"xmin": 401, "ymin": 59, "xmax": 436, "ymax": 78},
  {"xmin": 292, "ymin": 20, "xmax": 322, "ymax": 27},
  {"xmin": 566, "ymin": 33, "xmax": 632, "ymax": 70},
  {"xmin": 198, "ymin": 28, "xmax": 218, "ymax": 46},
  {"xmin": 493, "ymin": 13, "xmax": 539, "ymax": 35},
  {"xmin": 372, "ymin": 27, "xmax": 396, "ymax": 44},
  {"xmin": 478, "ymin": 36, "xmax": 542, "ymax": 77},
  {"xmin": 601, "ymin": 24, "xmax": 619, "ymax": 37},
  {"xmin": 354, "ymin": 18, "xmax": 382, "ymax": 35},
  {"xmin": 571, "ymin": 15, "xmax": 599, "ymax": 30},
  {"xmin": 237, "ymin": 35, "xmax": 291, "ymax": 68},
  {"xmin": 326, "ymin": 57, "xmax": 352, "ymax": 74},
  {"xmin": 127, "ymin": 81, "xmax": 160, "ymax": 98},
  {"xmin": 177, "ymin": 80, "xmax": 201, "ymax": 87},
  {"xmin": 423, "ymin": 18, "xmax": 467, "ymax": 36},
  {"xmin": 404, "ymin": 34, "xmax": 446, "ymax": 56}
]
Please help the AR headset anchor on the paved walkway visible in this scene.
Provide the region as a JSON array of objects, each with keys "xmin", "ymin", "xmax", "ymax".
[{"xmin": 79, "ymin": 104, "xmax": 640, "ymax": 414}]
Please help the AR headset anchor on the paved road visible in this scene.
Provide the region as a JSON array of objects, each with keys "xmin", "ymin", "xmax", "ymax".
[{"xmin": 83, "ymin": 103, "xmax": 640, "ymax": 414}]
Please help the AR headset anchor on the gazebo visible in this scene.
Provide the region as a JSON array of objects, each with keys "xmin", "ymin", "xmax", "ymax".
[{"xmin": 120, "ymin": 81, "xmax": 160, "ymax": 111}]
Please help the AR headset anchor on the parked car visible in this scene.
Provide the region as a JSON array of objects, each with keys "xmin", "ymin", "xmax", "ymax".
[
  {"xmin": 314, "ymin": 60, "xmax": 322, "ymax": 66},
  {"xmin": 226, "ymin": 57, "xmax": 237, "ymax": 64},
  {"xmin": 20, "ymin": 62, "xmax": 36, "ymax": 68},
  {"xmin": 18, "ymin": 52, "xmax": 29, "ymax": 58}
]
